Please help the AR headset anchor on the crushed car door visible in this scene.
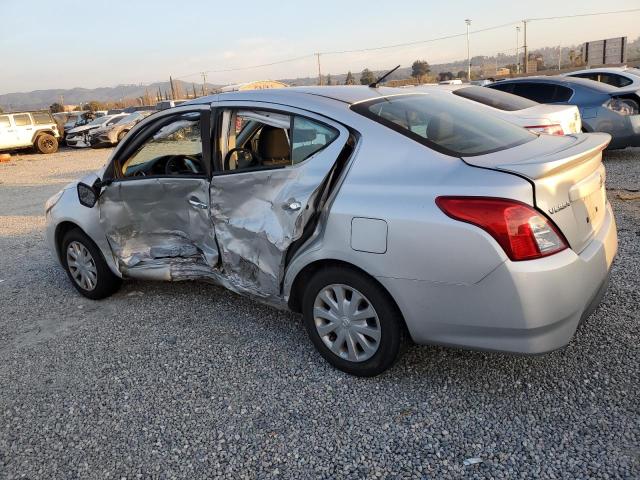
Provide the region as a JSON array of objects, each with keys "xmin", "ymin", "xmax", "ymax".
[
  {"xmin": 210, "ymin": 105, "xmax": 350, "ymax": 300},
  {"xmin": 98, "ymin": 108, "xmax": 219, "ymax": 281}
]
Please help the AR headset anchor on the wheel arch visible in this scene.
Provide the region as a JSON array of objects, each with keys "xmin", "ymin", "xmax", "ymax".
[
  {"xmin": 31, "ymin": 129, "xmax": 58, "ymax": 143},
  {"xmin": 54, "ymin": 221, "xmax": 84, "ymax": 262},
  {"xmin": 286, "ymin": 258, "xmax": 409, "ymax": 334}
]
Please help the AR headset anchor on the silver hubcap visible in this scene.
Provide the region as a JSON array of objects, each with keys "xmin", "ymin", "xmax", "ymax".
[
  {"xmin": 66, "ymin": 241, "xmax": 98, "ymax": 291},
  {"xmin": 313, "ymin": 284, "xmax": 381, "ymax": 362}
]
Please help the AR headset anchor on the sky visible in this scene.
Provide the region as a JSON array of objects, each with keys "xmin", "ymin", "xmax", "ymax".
[{"xmin": 1, "ymin": 0, "xmax": 639, "ymax": 94}]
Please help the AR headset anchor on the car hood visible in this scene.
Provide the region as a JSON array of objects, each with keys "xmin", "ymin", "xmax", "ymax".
[{"xmin": 68, "ymin": 124, "xmax": 99, "ymax": 134}]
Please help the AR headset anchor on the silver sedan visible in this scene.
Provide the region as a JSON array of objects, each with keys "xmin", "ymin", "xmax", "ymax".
[{"xmin": 45, "ymin": 86, "xmax": 617, "ymax": 376}]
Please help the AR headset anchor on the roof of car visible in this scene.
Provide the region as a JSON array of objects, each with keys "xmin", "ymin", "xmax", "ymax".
[
  {"xmin": 189, "ymin": 86, "xmax": 416, "ymax": 107},
  {"xmin": 493, "ymin": 75, "xmax": 619, "ymax": 93}
]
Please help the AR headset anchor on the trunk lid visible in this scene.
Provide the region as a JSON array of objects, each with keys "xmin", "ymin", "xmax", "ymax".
[
  {"xmin": 463, "ymin": 133, "xmax": 611, "ymax": 253},
  {"xmin": 518, "ymin": 104, "xmax": 582, "ymax": 134}
]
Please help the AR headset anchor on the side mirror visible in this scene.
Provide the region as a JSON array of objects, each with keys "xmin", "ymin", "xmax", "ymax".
[{"xmin": 77, "ymin": 182, "xmax": 98, "ymax": 208}]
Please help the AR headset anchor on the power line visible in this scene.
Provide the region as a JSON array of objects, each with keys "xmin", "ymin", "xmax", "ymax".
[
  {"xmin": 175, "ymin": 54, "xmax": 315, "ymax": 79},
  {"xmin": 527, "ymin": 7, "xmax": 640, "ymax": 22},
  {"xmin": 174, "ymin": 8, "xmax": 640, "ymax": 81}
]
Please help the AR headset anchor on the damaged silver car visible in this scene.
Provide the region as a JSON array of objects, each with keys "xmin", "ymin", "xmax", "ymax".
[{"xmin": 46, "ymin": 87, "xmax": 617, "ymax": 376}]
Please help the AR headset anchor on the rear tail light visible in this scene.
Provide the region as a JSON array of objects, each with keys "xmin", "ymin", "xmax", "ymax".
[
  {"xmin": 603, "ymin": 97, "xmax": 639, "ymax": 116},
  {"xmin": 436, "ymin": 197, "xmax": 568, "ymax": 261},
  {"xmin": 525, "ymin": 124, "xmax": 565, "ymax": 135}
]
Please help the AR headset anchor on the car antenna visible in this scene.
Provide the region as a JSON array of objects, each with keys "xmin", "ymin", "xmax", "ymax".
[{"xmin": 369, "ymin": 65, "xmax": 401, "ymax": 88}]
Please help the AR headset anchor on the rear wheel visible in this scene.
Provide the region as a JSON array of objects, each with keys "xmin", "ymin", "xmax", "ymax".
[
  {"xmin": 61, "ymin": 228, "xmax": 122, "ymax": 299},
  {"xmin": 302, "ymin": 266, "xmax": 402, "ymax": 376},
  {"xmin": 35, "ymin": 134, "xmax": 58, "ymax": 154}
]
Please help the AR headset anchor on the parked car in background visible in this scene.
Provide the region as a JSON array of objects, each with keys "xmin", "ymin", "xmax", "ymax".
[
  {"xmin": 487, "ymin": 76, "xmax": 640, "ymax": 149},
  {"xmin": 438, "ymin": 79, "xmax": 463, "ymax": 85},
  {"xmin": 95, "ymin": 110, "xmax": 109, "ymax": 118},
  {"xmin": 563, "ymin": 66, "xmax": 640, "ymax": 89},
  {"xmin": 62, "ymin": 111, "xmax": 89, "ymax": 137},
  {"xmin": 88, "ymin": 111, "xmax": 153, "ymax": 148},
  {"xmin": 122, "ymin": 105, "xmax": 156, "ymax": 114},
  {"xmin": 471, "ymin": 79, "xmax": 493, "ymax": 86},
  {"xmin": 156, "ymin": 99, "xmax": 188, "ymax": 110},
  {"xmin": 0, "ymin": 111, "xmax": 60, "ymax": 154},
  {"xmin": 416, "ymin": 85, "xmax": 581, "ymax": 135},
  {"xmin": 65, "ymin": 114, "xmax": 128, "ymax": 148},
  {"xmin": 107, "ymin": 109, "xmax": 124, "ymax": 115},
  {"xmin": 46, "ymin": 87, "xmax": 616, "ymax": 376}
]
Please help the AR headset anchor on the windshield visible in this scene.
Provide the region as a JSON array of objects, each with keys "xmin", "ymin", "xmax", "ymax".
[
  {"xmin": 86, "ymin": 116, "xmax": 111, "ymax": 126},
  {"xmin": 352, "ymin": 93, "xmax": 536, "ymax": 156},
  {"xmin": 117, "ymin": 113, "xmax": 142, "ymax": 125},
  {"xmin": 452, "ymin": 86, "xmax": 538, "ymax": 111}
]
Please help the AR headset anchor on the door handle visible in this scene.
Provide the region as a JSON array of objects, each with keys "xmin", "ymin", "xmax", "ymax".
[
  {"xmin": 188, "ymin": 197, "xmax": 208, "ymax": 209},
  {"xmin": 283, "ymin": 200, "xmax": 302, "ymax": 211}
]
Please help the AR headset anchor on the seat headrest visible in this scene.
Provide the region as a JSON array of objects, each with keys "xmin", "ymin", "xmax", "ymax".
[
  {"xmin": 258, "ymin": 126, "xmax": 290, "ymax": 160},
  {"xmin": 426, "ymin": 114, "xmax": 455, "ymax": 142}
]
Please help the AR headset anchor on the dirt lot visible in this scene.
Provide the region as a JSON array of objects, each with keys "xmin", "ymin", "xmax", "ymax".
[{"xmin": 0, "ymin": 146, "xmax": 638, "ymax": 479}]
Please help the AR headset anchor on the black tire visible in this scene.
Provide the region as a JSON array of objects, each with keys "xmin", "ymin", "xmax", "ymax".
[
  {"xmin": 61, "ymin": 228, "xmax": 122, "ymax": 300},
  {"xmin": 35, "ymin": 133, "xmax": 58, "ymax": 154},
  {"xmin": 302, "ymin": 266, "xmax": 403, "ymax": 377}
]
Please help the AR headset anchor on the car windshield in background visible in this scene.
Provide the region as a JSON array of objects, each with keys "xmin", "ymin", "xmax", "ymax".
[
  {"xmin": 117, "ymin": 113, "xmax": 142, "ymax": 124},
  {"xmin": 87, "ymin": 116, "xmax": 110, "ymax": 126},
  {"xmin": 452, "ymin": 86, "xmax": 538, "ymax": 111},
  {"xmin": 352, "ymin": 94, "xmax": 536, "ymax": 156}
]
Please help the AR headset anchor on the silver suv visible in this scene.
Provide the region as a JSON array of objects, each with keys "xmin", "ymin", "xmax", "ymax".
[{"xmin": 0, "ymin": 111, "xmax": 60, "ymax": 154}]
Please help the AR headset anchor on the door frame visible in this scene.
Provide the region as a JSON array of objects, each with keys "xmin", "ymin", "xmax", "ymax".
[{"xmin": 101, "ymin": 104, "xmax": 213, "ymax": 184}]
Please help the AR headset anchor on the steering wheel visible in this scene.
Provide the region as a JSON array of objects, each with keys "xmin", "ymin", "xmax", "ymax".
[
  {"xmin": 224, "ymin": 148, "xmax": 259, "ymax": 170},
  {"xmin": 164, "ymin": 155, "xmax": 202, "ymax": 175}
]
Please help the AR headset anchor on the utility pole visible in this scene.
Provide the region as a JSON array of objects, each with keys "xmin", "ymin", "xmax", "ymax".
[
  {"xmin": 201, "ymin": 72, "xmax": 207, "ymax": 96},
  {"xmin": 465, "ymin": 19, "xmax": 472, "ymax": 80},
  {"xmin": 558, "ymin": 45, "xmax": 562, "ymax": 70},
  {"xmin": 516, "ymin": 26, "xmax": 520, "ymax": 74},
  {"xmin": 169, "ymin": 76, "xmax": 176, "ymax": 100},
  {"xmin": 315, "ymin": 53, "xmax": 322, "ymax": 86},
  {"xmin": 523, "ymin": 20, "xmax": 528, "ymax": 74}
]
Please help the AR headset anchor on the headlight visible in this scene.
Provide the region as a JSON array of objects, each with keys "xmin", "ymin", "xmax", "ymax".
[
  {"xmin": 45, "ymin": 190, "xmax": 64, "ymax": 214},
  {"xmin": 603, "ymin": 97, "xmax": 639, "ymax": 116}
]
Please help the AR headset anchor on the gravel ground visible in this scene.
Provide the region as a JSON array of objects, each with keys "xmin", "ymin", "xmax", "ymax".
[{"xmin": 0, "ymin": 146, "xmax": 638, "ymax": 479}]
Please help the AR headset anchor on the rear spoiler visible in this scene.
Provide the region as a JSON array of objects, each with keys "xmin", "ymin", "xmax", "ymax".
[{"xmin": 492, "ymin": 133, "xmax": 611, "ymax": 180}]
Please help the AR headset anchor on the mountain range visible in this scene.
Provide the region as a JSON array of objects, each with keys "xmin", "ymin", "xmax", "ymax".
[{"xmin": 2, "ymin": 37, "xmax": 638, "ymax": 112}]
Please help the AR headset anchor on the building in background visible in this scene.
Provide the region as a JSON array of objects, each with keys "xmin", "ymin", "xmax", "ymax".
[{"xmin": 217, "ymin": 81, "xmax": 288, "ymax": 93}]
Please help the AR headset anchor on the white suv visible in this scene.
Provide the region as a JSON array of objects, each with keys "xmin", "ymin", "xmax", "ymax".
[{"xmin": 0, "ymin": 111, "xmax": 61, "ymax": 154}]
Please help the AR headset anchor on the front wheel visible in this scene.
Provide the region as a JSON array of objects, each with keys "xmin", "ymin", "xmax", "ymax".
[
  {"xmin": 35, "ymin": 134, "xmax": 58, "ymax": 154},
  {"xmin": 61, "ymin": 228, "xmax": 122, "ymax": 299},
  {"xmin": 302, "ymin": 266, "xmax": 403, "ymax": 376}
]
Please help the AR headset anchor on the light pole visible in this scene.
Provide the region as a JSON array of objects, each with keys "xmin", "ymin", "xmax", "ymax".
[
  {"xmin": 516, "ymin": 26, "xmax": 520, "ymax": 74},
  {"xmin": 465, "ymin": 19, "xmax": 472, "ymax": 80}
]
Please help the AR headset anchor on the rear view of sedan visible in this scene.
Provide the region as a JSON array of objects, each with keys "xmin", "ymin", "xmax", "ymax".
[
  {"xmin": 417, "ymin": 84, "xmax": 581, "ymax": 135},
  {"xmin": 488, "ymin": 76, "xmax": 640, "ymax": 149},
  {"xmin": 45, "ymin": 87, "xmax": 617, "ymax": 376}
]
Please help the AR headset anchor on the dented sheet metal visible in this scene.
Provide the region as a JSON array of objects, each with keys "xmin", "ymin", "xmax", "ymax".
[
  {"xmin": 99, "ymin": 178, "xmax": 218, "ymax": 280},
  {"xmin": 209, "ymin": 132, "xmax": 348, "ymax": 301}
]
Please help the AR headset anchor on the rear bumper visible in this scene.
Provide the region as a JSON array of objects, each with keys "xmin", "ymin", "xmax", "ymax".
[{"xmin": 379, "ymin": 201, "xmax": 617, "ymax": 354}]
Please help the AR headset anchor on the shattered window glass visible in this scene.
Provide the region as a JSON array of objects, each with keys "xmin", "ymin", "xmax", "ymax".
[{"xmin": 121, "ymin": 116, "xmax": 203, "ymax": 177}]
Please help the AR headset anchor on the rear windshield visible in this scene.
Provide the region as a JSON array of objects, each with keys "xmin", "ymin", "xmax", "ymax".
[
  {"xmin": 352, "ymin": 94, "xmax": 536, "ymax": 156},
  {"xmin": 452, "ymin": 86, "xmax": 538, "ymax": 111}
]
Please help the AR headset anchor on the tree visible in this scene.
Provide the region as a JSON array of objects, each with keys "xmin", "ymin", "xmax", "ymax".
[
  {"xmin": 457, "ymin": 70, "xmax": 468, "ymax": 80},
  {"xmin": 438, "ymin": 71, "xmax": 454, "ymax": 82},
  {"xmin": 345, "ymin": 71, "xmax": 355, "ymax": 85},
  {"xmin": 326, "ymin": 74, "xmax": 333, "ymax": 86},
  {"xmin": 49, "ymin": 103, "xmax": 64, "ymax": 113},
  {"xmin": 411, "ymin": 60, "xmax": 430, "ymax": 80},
  {"xmin": 360, "ymin": 68, "xmax": 376, "ymax": 85}
]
